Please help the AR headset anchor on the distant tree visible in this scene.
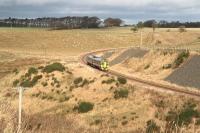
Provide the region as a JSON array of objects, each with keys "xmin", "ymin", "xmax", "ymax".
[
  {"xmin": 131, "ymin": 26, "xmax": 138, "ymax": 33},
  {"xmin": 152, "ymin": 21, "xmax": 158, "ymax": 32},
  {"xmin": 179, "ymin": 25, "xmax": 187, "ymax": 32},
  {"xmin": 104, "ymin": 18, "xmax": 123, "ymax": 27},
  {"xmin": 137, "ymin": 21, "xmax": 144, "ymax": 29},
  {"xmin": 87, "ymin": 17, "xmax": 101, "ymax": 28}
]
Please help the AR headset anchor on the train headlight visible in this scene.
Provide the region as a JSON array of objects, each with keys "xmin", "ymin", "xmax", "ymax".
[{"xmin": 101, "ymin": 60, "xmax": 109, "ymax": 70}]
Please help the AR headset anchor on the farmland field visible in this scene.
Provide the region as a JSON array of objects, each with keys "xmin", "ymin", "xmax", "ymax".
[{"xmin": 0, "ymin": 27, "xmax": 200, "ymax": 57}]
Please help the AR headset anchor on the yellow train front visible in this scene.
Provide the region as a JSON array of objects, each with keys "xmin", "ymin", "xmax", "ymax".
[{"xmin": 86, "ymin": 55, "xmax": 109, "ymax": 71}]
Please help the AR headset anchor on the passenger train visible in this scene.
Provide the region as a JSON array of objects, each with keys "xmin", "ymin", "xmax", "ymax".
[{"xmin": 86, "ymin": 55, "xmax": 109, "ymax": 71}]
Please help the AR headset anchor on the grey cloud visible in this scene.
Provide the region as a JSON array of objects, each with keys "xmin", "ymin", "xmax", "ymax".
[{"xmin": 0, "ymin": 0, "xmax": 199, "ymax": 23}]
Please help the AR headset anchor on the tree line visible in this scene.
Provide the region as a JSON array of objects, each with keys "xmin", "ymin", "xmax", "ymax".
[
  {"xmin": 137, "ymin": 20, "xmax": 200, "ymax": 28},
  {"xmin": 0, "ymin": 17, "xmax": 123, "ymax": 29}
]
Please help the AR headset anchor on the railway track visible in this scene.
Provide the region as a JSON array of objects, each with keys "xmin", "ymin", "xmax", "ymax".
[{"xmin": 80, "ymin": 47, "xmax": 200, "ymax": 98}]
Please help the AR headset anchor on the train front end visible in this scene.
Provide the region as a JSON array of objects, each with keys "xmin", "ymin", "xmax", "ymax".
[{"xmin": 100, "ymin": 59, "xmax": 109, "ymax": 71}]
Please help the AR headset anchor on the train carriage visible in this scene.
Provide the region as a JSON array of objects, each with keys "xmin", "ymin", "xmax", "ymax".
[{"xmin": 86, "ymin": 55, "xmax": 109, "ymax": 71}]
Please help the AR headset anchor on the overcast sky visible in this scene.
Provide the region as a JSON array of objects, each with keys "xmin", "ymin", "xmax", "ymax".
[{"xmin": 0, "ymin": 0, "xmax": 199, "ymax": 24}]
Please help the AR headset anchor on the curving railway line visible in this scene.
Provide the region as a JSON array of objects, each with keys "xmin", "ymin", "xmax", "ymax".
[{"xmin": 80, "ymin": 47, "xmax": 200, "ymax": 98}]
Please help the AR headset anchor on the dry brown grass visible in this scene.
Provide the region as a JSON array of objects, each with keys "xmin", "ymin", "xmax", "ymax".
[
  {"xmin": 1, "ymin": 62, "xmax": 200, "ymax": 132},
  {"xmin": 0, "ymin": 27, "xmax": 199, "ymax": 58},
  {"xmin": 1, "ymin": 27, "xmax": 200, "ymax": 132},
  {"xmin": 113, "ymin": 50, "xmax": 178, "ymax": 80}
]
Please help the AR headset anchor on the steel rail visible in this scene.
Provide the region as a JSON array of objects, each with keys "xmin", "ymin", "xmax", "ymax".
[{"xmin": 80, "ymin": 48, "xmax": 200, "ymax": 98}]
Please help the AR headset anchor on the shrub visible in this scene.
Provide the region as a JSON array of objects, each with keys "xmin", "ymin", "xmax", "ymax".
[
  {"xmin": 13, "ymin": 79, "xmax": 19, "ymax": 87},
  {"xmin": 144, "ymin": 64, "xmax": 150, "ymax": 70},
  {"xmin": 51, "ymin": 82, "xmax": 55, "ymax": 87},
  {"xmin": 58, "ymin": 95, "xmax": 69, "ymax": 102},
  {"xmin": 94, "ymin": 119, "xmax": 101, "ymax": 125},
  {"xmin": 38, "ymin": 66, "xmax": 44, "ymax": 69},
  {"xmin": 42, "ymin": 82, "xmax": 48, "ymax": 87},
  {"xmin": 43, "ymin": 62, "xmax": 65, "ymax": 73},
  {"xmin": 56, "ymin": 84, "xmax": 61, "ymax": 88},
  {"xmin": 166, "ymin": 29, "xmax": 170, "ymax": 32},
  {"xmin": 155, "ymin": 100, "xmax": 165, "ymax": 108},
  {"xmin": 179, "ymin": 26, "xmax": 187, "ymax": 32},
  {"xmin": 155, "ymin": 40, "xmax": 162, "ymax": 45},
  {"xmin": 75, "ymin": 102, "xmax": 94, "ymax": 113},
  {"xmin": 173, "ymin": 51, "xmax": 190, "ymax": 68},
  {"xmin": 131, "ymin": 27, "xmax": 138, "ymax": 33},
  {"xmin": 28, "ymin": 67, "xmax": 38, "ymax": 75},
  {"xmin": 102, "ymin": 78, "xmax": 115, "ymax": 84},
  {"xmin": 32, "ymin": 75, "xmax": 42, "ymax": 84},
  {"xmin": 80, "ymin": 79, "xmax": 89, "ymax": 87},
  {"xmin": 13, "ymin": 68, "xmax": 19, "ymax": 75},
  {"xmin": 166, "ymin": 102, "xmax": 200, "ymax": 128},
  {"xmin": 117, "ymin": 77, "xmax": 127, "ymax": 84},
  {"xmin": 114, "ymin": 89, "xmax": 129, "ymax": 99},
  {"xmin": 20, "ymin": 79, "xmax": 33, "ymax": 87},
  {"xmin": 146, "ymin": 120, "xmax": 160, "ymax": 133},
  {"xmin": 121, "ymin": 121, "xmax": 128, "ymax": 126},
  {"xmin": 20, "ymin": 75, "xmax": 42, "ymax": 87},
  {"xmin": 74, "ymin": 77, "xmax": 83, "ymax": 85}
]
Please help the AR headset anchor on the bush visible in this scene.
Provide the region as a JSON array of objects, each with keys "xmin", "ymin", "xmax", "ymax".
[
  {"xmin": 131, "ymin": 27, "xmax": 138, "ymax": 33},
  {"xmin": 173, "ymin": 51, "xmax": 190, "ymax": 68},
  {"xmin": 32, "ymin": 75, "xmax": 42, "ymax": 84},
  {"xmin": 146, "ymin": 120, "xmax": 160, "ymax": 133},
  {"xmin": 144, "ymin": 64, "xmax": 150, "ymax": 70},
  {"xmin": 179, "ymin": 26, "xmax": 187, "ymax": 32},
  {"xmin": 155, "ymin": 40, "xmax": 162, "ymax": 45},
  {"xmin": 121, "ymin": 121, "xmax": 128, "ymax": 126},
  {"xmin": 94, "ymin": 119, "xmax": 102, "ymax": 125},
  {"xmin": 56, "ymin": 84, "xmax": 61, "ymax": 88},
  {"xmin": 43, "ymin": 62, "xmax": 65, "ymax": 73},
  {"xmin": 58, "ymin": 95, "xmax": 69, "ymax": 102},
  {"xmin": 166, "ymin": 102, "xmax": 200, "ymax": 128},
  {"xmin": 13, "ymin": 68, "xmax": 19, "ymax": 75},
  {"xmin": 42, "ymin": 82, "xmax": 48, "ymax": 87},
  {"xmin": 117, "ymin": 77, "xmax": 127, "ymax": 84},
  {"xmin": 28, "ymin": 67, "xmax": 38, "ymax": 75},
  {"xmin": 166, "ymin": 29, "xmax": 171, "ymax": 32},
  {"xmin": 114, "ymin": 89, "xmax": 129, "ymax": 99},
  {"xmin": 13, "ymin": 79, "xmax": 19, "ymax": 87},
  {"xmin": 74, "ymin": 77, "xmax": 83, "ymax": 85},
  {"xmin": 20, "ymin": 80, "xmax": 33, "ymax": 87},
  {"xmin": 75, "ymin": 102, "xmax": 94, "ymax": 113},
  {"xmin": 80, "ymin": 79, "xmax": 89, "ymax": 87},
  {"xmin": 102, "ymin": 78, "xmax": 115, "ymax": 84},
  {"xmin": 20, "ymin": 75, "xmax": 42, "ymax": 87}
]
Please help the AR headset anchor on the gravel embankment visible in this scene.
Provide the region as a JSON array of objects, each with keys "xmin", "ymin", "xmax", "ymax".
[
  {"xmin": 101, "ymin": 51, "xmax": 115, "ymax": 59},
  {"xmin": 165, "ymin": 55, "xmax": 200, "ymax": 89},
  {"xmin": 110, "ymin": 48, "xmax": 148, "ymax": 66}
]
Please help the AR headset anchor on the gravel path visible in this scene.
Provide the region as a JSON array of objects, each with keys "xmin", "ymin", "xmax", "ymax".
[
  {"xmin": 165, "ymin": 55, "xmax": 200, "ymax": 89},
  {"xmin": 110, "ymin": 48, "xmax": 148, "ymax": 66},
  {"xmin": 101, "ymin": 51, "xmax": 115, "ymax": 59}
]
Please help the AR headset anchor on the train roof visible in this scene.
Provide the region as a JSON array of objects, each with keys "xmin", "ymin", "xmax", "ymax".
[{"xmin": 88, "ymin": 55, "xmax": 103, "ymax": 61}]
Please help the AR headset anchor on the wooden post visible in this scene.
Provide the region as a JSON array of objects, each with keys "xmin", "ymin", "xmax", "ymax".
[
  {"xmin": 140, "ymin": 30, "xmax": 143, "ymax": 47},
  {"xmin": 17, "ymin": 87, "xmax": 23, "ymax": 133}
]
